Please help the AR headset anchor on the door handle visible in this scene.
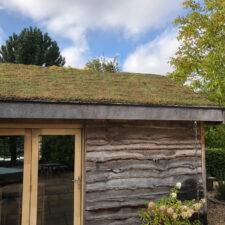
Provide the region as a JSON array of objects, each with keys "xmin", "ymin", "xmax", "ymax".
[{"xmin": 72, "ymin": 177, "xmax": 81, "ymax": 183}]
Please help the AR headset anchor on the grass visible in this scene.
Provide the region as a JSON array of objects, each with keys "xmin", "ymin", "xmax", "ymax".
[{"xmin": 0, "ymin": 63, "xmax": 215, "ymax": 107}]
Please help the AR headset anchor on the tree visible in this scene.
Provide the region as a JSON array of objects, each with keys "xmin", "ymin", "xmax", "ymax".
[
  {"xmin": 0, "ymin": 27, "xmax": 66, "ymax": 165},
  {"xmin": 169, "ymin": 0, "xmax": 225, "ymax": 149},
  {"xmin": 169, "ymin": 0, "xmax": 225, "ymax": 105},
  {"xmin": 85, "ymin": 56, "xmax": 120, "ymax": 73},
  {"xmin": 0, "ymin": 27, "xmax": 65, "ymax": 66},
  {"xmin": 41, "ymin": 136, "xmax": 74, "ymax": 168}
]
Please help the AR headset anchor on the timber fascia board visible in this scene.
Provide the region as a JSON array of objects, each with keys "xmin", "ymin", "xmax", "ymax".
[{"xmin": 0, "ymin": 102, "xmax": 223, "ymax": 122}]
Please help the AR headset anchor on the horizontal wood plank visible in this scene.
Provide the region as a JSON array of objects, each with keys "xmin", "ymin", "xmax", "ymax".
[{"xmin": 84, "ymin": 121, "xmax": 204, "ymax": 225}]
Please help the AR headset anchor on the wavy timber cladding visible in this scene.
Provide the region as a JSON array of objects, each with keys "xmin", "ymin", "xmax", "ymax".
[{"xmin": 85, "ymin": 121, "xmax": 203, "ymax": 225}]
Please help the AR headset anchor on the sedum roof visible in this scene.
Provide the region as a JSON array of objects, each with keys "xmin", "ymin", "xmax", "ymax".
[{"xmin": 0, "ymin": 63, "xmax": 215, "ymax": 107}]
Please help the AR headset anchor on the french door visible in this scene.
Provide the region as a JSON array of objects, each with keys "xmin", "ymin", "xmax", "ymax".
[{"xmin": 0, "ymin": 128, "xmax": 82, "ymax": 225}]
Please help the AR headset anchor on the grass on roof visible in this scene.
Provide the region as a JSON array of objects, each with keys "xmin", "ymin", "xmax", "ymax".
[{"xmin": 0, "ymin": 63, "xmax": 215, "ymax": 107}]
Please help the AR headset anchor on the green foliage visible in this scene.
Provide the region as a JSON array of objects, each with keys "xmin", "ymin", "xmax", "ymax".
[
  {"xmin": 139, "ymin": 184, "xmax": 204, "ymax": 225},
  {"xmin": 204, "ymin": 148, "xmax": 225, "ymax": 202},
  {"xmin": 85, "ymin": 56, "xmax": 120, "ymax": 73},
  {"xmin": 206, "ymin": 148, "xmax": 225, "ymax": 177},
  {"xmin": 168, "ymin": 0, "xmax": 225, "ymax": 150},
  {"xmin": 41, "ymin": 136, "xmax": 74, "ymax": 168},
  {"xmin": 0, "ymin": 136, "xmax": 24, "ymax": 165},
  {"xmin": 0, "ymin": 63, "xmax": 214, "ymax": 106},
  {"xmin": 169, "ymin": 0, "xmax": 225, "ymax": 106},
  {"xmin": 0, "ymin": 27, "xmax": 65, "ymax": 163},
  {"xmin": 205, "ymin": 124, "xmax": 225, "ymax": 149},
  {"xmin": 0, "ymin": 27, "xmax": 65, "ymax": 66}
]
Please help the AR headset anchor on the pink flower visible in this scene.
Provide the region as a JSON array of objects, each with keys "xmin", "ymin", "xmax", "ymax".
[
  {"xmin": 172, "ymin": 213, "xmax": 178, "ymax": 219},
  {"xmin": 166, "ymin": 207, "xmax": 174, "ymax": 215},
  {"xmin": 159, "ymin": 205, "xmax": 166, "ymax": 212},
  {"xmin": 148, "ymin": 201, "xmax": 156, "ymax": 210},
  {"xmin": 170, "ymin": 192, "xmax": 177, "ymax": 198}
]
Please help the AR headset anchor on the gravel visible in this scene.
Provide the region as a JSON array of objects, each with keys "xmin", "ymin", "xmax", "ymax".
[{"xmin": 208, "ymin": 200, "xmax": 225, "ymax": 225}]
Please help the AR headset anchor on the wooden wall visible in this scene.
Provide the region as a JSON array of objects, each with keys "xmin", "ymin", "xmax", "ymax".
[{"xmin": 84, "ymin": 121, "xmax": 204, "ymax": 225}]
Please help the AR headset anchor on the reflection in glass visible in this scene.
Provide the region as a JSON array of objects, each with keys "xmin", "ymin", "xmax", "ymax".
[
  {"xmin": 0, "ymin": 136, "xmax": 24, "ymax": 225},
  {"xmin": 37, "ymin": 136, "xmax": 74, "ymax": 225}
]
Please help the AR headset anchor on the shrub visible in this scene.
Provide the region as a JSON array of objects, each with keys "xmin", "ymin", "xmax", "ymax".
[
  {"xmin": 139, "ymin": 183, "xmax": 205, "ymax": 225},
  {"xmin": 206, "ymin": 148, "xmax": 225, "ymax": 177},
  {"xmin": 205, "ymin": 125, "xmax": 225, "ymax": 150}
]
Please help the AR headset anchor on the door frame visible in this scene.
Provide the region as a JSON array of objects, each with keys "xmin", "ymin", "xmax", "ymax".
[
  {"xmin": 0, "ymin": 125, "xmax": 83, "ymax": 225},
  {"xmin": 0, "ymin": 129, "xmax": 32, "ymax": 225},
  {"xmin": 30, "ymin": 128, "xmax": 82, "ymax": 225}
]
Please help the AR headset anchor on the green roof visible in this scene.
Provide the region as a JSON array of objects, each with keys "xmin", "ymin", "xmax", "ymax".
[{"xmin": 0, "ymin": 63, "xmax": 215, "ymax": 107}]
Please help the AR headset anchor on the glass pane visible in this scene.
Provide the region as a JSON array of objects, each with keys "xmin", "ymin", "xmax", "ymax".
[
  {"xmin": 0, "ymin": 136, "xmax": 24, "ymax": 225},
  {"xmin": 37, "ymin": 136, "xmax": 74, "ymax": 225}
]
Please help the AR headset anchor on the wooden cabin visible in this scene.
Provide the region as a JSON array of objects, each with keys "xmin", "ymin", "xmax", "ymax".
[{"xmin": 0, "ymin": 63, "xmax": 224, "ymax": 225}]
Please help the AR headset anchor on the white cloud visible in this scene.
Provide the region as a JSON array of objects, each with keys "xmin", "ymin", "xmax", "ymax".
[
  {"xmin": 123, "ymin": 29, "xmax": 179, "ymax": 75},
  {"xmin": 62, "ymin": 46, "xmax": 87, "ymax": 68},
  {"xmin": 0, "ymin": 0, "xmax": 183, "ymax": 34},
  {"xmin": 0, "ymin": 0, "xmax": 183, "ymax": 67}
]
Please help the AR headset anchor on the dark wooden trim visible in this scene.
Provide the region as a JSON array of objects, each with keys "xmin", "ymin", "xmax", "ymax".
[{"xmin": 0, "ymin": 102, "xmax": 223, "ymax": 122}]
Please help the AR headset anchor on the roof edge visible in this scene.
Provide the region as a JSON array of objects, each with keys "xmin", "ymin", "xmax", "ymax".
[
  {"xmin": 0, "ymin": 100, "xmax": 221, "ymax": 110},
  {"xmin": 0, "ymin": 102, "xmax": 223, "ymax": 122}
]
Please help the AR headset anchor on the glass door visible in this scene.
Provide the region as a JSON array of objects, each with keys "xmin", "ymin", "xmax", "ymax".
[
  {"xmin": 0, "ymin": 129, "xmax": 31, "ymax": 225},
  {"xmin": 30, "ymin": 129, "xmax": 82, "ymax": 225}
]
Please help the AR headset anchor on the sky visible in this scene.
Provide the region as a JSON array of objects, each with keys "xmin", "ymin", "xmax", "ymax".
[{"xmin": 0, "ymin": 0, "xmax": 185, "ymax": 75}]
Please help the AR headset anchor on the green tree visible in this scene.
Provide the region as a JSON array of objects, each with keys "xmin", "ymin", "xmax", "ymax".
[
  {"xmin": 169, "ymin": 0, "xmax": 225, "ymax": 105},
  {"xmin": 85, "ymin": 56, "xmax": 120, "ymax": 73},
  {"xmin": 0, "ymin": 27, "xmax": 65, "ymax": 66},
  {"xmin": 169, "ymin": 0, "xmax": 225, "ymax": 149},
  {"xmin": 41, "ymin": 136, "xmax": 74, "ymax": 168},
  {"xmin": 0, "ymin": 27, "xmax": 66, "ymax": 165}
]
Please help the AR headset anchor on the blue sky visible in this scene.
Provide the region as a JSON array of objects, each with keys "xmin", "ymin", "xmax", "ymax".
[{"xmin": 0, "ymin": 0, "xmax": 185, "ymax": 74}]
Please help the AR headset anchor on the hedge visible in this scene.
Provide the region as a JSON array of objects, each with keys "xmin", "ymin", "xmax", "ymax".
[{"xmin": 206, "ymin": 148, "xmax": 225, "ymax": 178}]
